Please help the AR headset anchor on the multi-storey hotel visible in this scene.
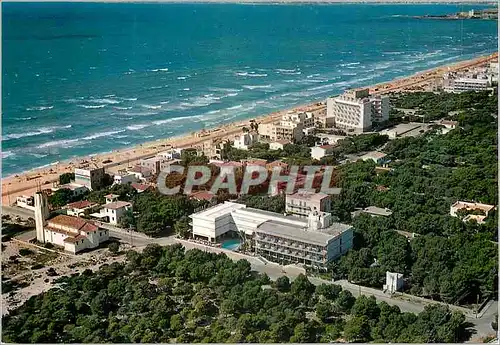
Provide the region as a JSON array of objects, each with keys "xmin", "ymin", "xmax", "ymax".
[
  {"xmin": 259, "ymin": 111, "xmax": 314, "ymax": 142},
  {"xmin": 189, "ymin": 201, "xmax": 353, "ymax": 267},
  {"xmin": 326, "ymin": 88, "xmax": 389, "ymax": 132},
  {"xmin": 285, "ymin": 192, "xmax": 333, "ymax": 218}
]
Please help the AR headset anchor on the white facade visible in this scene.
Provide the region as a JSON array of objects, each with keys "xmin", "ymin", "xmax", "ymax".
[
  {"xmin": 359, "ymin": 151, "xmax": 388, "ymax": 164},
  {"xmin": 113, "ymin": 171, "xmax": 138, "ymax": 185},
  {"xmin": 53, "ymin": 183, "xmax": 89, "ymax": 196},
  {"xmin": 190, "ymin": 202, "xmax": 246, "ymax": 241},
  {"xmin": 16, "ymin": 195, "xmax": 34, "ymax": 210},
  {"xmin": 310, "ymin": 145, "xmax": 335, "ymax": 160},
  {"xmin": 34, "ymin": 192, "xmax": 108, "ymax": 254},
  {"xmin": 443, "ymin": 73, "xmax": 493, "ymax": 93},
  {"xmin": 74, "ymin": 166, "xmax": 105, "ymax": 190},
  {"xmin": 285, "ymin": 192, "xmax": 332, "ymax": 218},
  {"xmin": 101, "ymin": 201, "xmax": 132, "ymax": 225},
  {"xmin": 326, "ymin": 89, "xmax": 389, "ymax": 132},
  {"xmin": 258, "ymin": 112, "xmax": 313, "ymax": 142},
  {"xmin": 383, "ymin": 271, "xmax": 404, "ymax": 294},
  {"xmin": 233, "ymin": 132, "xmax": 259, "ymax": 150},
  {"xmin": 270, "ymin": 140, "xmax": 291, "ymax": 150}
]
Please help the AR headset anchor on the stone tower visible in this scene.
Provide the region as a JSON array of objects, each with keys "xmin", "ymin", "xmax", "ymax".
[{"xmin": 34, "ymin": 192, "xmax": 49, "ymax": 243}]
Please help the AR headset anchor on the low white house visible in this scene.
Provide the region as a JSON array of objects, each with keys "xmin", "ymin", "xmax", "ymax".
[
  {"xmin": 127, "ymin": 165, "xmax": 153, "ymax": 182},
  {"xmin": 16, "ymin": 195, "xmax": 34, "ymax": 210},
  {"xmin": 233, "ymin": 132, "xmax": 259, "ymax": 150},
  {"xmin": 450, "ymin": 201, "xmax": 495, "ymax": 224},
  {"xmin": 53, "ymin": 183, "xmax": 89, "ymax": 197},
  {"xmin": 311, "ymin": 145, "xmax": 336, "ymax": 160},
  {"xmin": 359, "ymin": 151, "xmax": 388, "ymax": 164},
  {"xmin": 383, "ymin": 271, "xmax": 404, "ymax": 294},
  {"xmin": 100, "ymin": 200, "xmax": 132, "ymax": 225},
  {"xmin": 269, "ymin": 140, "xmax": 291, "ymax": 150},
  {"xmin": 113, "ymin": 170, "xmax": 138, "ymax": 185},
  {"xmin": 64, "ymin": 200, "xmax": 99, "ymax": 217},
  {"xmin": 34, "ymin": 193, "xmax": 109, "ymax": 254}
]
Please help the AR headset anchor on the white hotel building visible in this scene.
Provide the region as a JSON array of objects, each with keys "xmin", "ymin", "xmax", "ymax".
[
  {"xmin": 190, "ymin": 201, "xmax": 353, "ymax": 267},
  {"xmin": 326, "ymin": 88, "xmax": 389, "ymax": 132}
]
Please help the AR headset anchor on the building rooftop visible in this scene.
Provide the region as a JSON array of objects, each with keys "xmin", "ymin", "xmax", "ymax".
[
  {"xmin": 189, "ymin": 190, "xmax": 215, "ymax": 201},
  {"xmin": 363, "ymin": 206, "xmax": 393, "ymax": 217},
  {"xmin": 104, "ymin": 194, "xmax": 120, "ymax": 199},
  {"xmin": 267, "ymin": 160, "xmax": 289, "ymax": 168},
  {"xmin": 286, "ymin": 192, "xmax": 332, "ymax": 202},
  {"xmin": 256, "ymin": 219, "xmax": 351, "ymax": 247},
  {"xmin": 129, "ymin": 165, "xmax": 153, "ymax": 174},
  {"xmin": 131, "ymin": 183, "xmax": 151, "ymax": 192},
  {"xmin": 104, "ymin": 201, "xmax": 132, "ymax": 210},
  {"xmin": 451, "ymin": 201, "xmax": 495, "ymax": 214},
  {"xmin": 57, "ymin": 183, "xmax": 87, "ymax": 191},
  {"xmin": 242, "ymin": 158, "xmax": 268, "ymax": 166},
  {"xmin": 190, "ymin": 201, "xmax": 246, "ymax": 220},
  {"xmin": 211, "ymin": 161, "xmax": 244, "ymax": 168},
  {"xmin": 360, "ymin": 151, "xmax": 388, "ymax": 160},
  {"xmin": 47, "ymin": 215, "xmax": 99, "ymax": 233},
  {"xmin": 63, "ymin": 234, "xmax": 87, "ymax": 243},
  {"xmin": 65, "ymin": 200, "xmax": 98, "ymax": 209},
  {"xmin": 319, "ymin": 144, "xmax": 336, "ymax": 150}
]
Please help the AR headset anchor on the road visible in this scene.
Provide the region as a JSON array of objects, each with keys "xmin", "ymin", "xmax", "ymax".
[{"xmin": 4, "ymin": 205, "xmax": 496, "ymax": 340}]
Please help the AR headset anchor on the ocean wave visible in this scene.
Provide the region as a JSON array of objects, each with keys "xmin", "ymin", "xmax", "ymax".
[
  {"xmin": 150, "ymin": 67, "xmax": 169, "ymax": 72},
  {"xmin": 37, "ymin": 139, "xmax": 81, "ymax": 149},
  {"xmin": 113, "ymin": 106, "xmax": 133, "ymax": 110},
  {"xmin": 141, "ymin": 104, "xmax": 162, "ymax": 110},
  {"xmin": 122, "ymin": 111, "xmax": 159, "ymax": 116},
  {"xmin": 226, "ymin": 92, "xmax": 238, "ymax": 97},
  {"xmin": 243, "ymin": 84, "xmax": 272, "ymax": 90},
  {"xmin": 126, "ymin": 124, "xmax": 150, "ymax": 131},
  {"xmin": 276, "ymin": 68, "xmax": 297, "ymax": 73},
  {"xmin": 177, "ymin": 76, "xmax": 189, "ymax": 80},
  {"xmin": 236, "ymin": 71, "xmax": 268, "ymax": 77},
  {"xmin": 82, "ymin": 130, "xmax": 126, "ymax": 141},
  {"xmin": 152, "ymin": 115, "xmax": 196, "ymax": 125},
  {"xmin": 306, "ymin": 73, "xmax": 320, "ymax": 78},
  {"xmin": 208, "ymin": 87, "xmax": 242, "ymax": 93},
  {"xmin": 26, "ymin": 106, "xmax": 53, "ymax": 111},
  {"xmin": 89, "ymin": 98, "xmax": 121, "ymax": 104},
  {"xmin": 207, "ymin": 110, "xmax": 221, "ymax": 114},
  {"xmin": 3, "ymin": 125, "xmax": 72, "ymax": 141},
  {"xmin": 383, "ymin": 51, "xmax": 405, "ymax": 55},
  {"xmin": 182, "ymin": 88, "xmax": 190, "ymax": 91},
  {"xmin": 121, "ymin": 97, "xmax": 138, "ymax": 101},
  {"xmin": 114, "ymin": 135, "xmax": 129, "ymax": 139},
  {"xmin": 160, "ymin": 101, "xmax": 170, "ymax": 104},
  {"xmin": 228, "ymin": 104, "xmax": 243, "ymax": 110},
  {"xmin": 78, "ymin": 104, "xmax": 106, "ymax": 109},
  {"xmin": 29, "ymin": 153, "xmax": 49, "ymax": 158},
  {"xmin": 2, "ymin": 151, "xmax": 14, "ymax": 159},
  {"xmin": 340, "ymin": 62, "xmax": 361, "ymax": 67},
  {"xmin": 103, "ymin": 94, "xmax": 116, "ymax": 97},
  {"xmin": 15, "ymin": 117, "xmax": 33, "ymax": 121}
]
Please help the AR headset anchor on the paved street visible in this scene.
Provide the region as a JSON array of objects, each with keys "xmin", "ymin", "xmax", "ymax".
[{"xmin": 4, "ymin": 205, "xmax": 496, "ymax": 340}]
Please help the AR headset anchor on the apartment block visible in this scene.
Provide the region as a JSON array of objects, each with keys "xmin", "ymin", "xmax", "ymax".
[
  {"xmin": 326, "ymin": 88, "xmax": 389, "ymax": 132},
  {"xmin": 74, "ymin": 165, "xmax": 105, "ymax": 191},
  {"xmin": 285, "ymin": 192, "xmax": 333, "ymax": 218}
]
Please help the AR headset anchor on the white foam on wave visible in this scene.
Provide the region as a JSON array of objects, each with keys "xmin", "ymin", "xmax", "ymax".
[
  {"xmin": 340, "ymin": 62, "xmax": 361, "ymax": 67},
  {"xmin": 26, "ymin": 106, "xmax": 54, "ymax": 111},
  {"xmin": 29, "ymin": 153, "xmax": 49, "ymax": 158},
  {"xmin": 122, "ymin": 111, "xmax": 159, "ymax": 117},
  {"xmin": 236, "ymin": 71, "xmax": 268, "ymax": 77},
  {"xmin": 150, "ymin": 67, "xmax": 169, "ymax": 72},
  {"xmin": 82, "ymin": 130, "xmax": 126, "ymax": 141},
  {"xmin": 177, "ymin": 76, "xmax": 189, "ymax": 80},
  {"xmin": 113, "ymin": 106, "xmax": 133, "ymax": 110},
  {"xmin": 15, "ymin": 117, "xmax": 33, "ymax": 121},
  {"xmin": 126, "ymin": 124, "xmax": 150, "ymax": 131},
  {"xmin": 141, "ymin": 104, "xmax": 162, "ymax": 110},
  {"xmin": 89, "ymin": 98, "xmax": 121, "ymax": 105},
  {"xmin": 121, "ymin": 97, "xmax": 138, "ymax": 101},
  {"xmin": 228, "ymin": 104, "xmax": 243, "ymax": 110},
  {"xmin": 208, "ymin": 87, "xmax": 242, "ymax": 93},
  {"xmin": 183, "ymin": 88, "xmax": 190, "ymax": 91},
  {"xmin": 37, "ymin": 139, "xmax": 81, "ymax": 149},
  {"xmin": 4, "ymin": 125, "xmax": 72, "ymax": 141},
  {"xmin": 152, "ymin": 115, "xmax": 194, "ymax": 125},
  {"xmin": 243, "ymin": 84, "xmax": 272, "ymax": 90},
  {"xmin": 160, "ymin": 101, "xmax": 170, "ymax": 104},
  {"xmin": 2, "ymin": 151, "xmax": 14, "ymax": 159},
  {"xmin": 78, "ymin": 104, "xmax": 107, "ymax": 109}
]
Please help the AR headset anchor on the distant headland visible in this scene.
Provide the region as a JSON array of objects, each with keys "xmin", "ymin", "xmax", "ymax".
[{"xmin": 414, "ymin": 8, "xmax": 498, "ymax": 19}]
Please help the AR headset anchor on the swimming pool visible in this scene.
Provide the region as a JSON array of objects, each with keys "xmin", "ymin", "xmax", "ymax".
[{"xmin": 221, "ymin": 239, "xmax": 241, "ymax": 251}]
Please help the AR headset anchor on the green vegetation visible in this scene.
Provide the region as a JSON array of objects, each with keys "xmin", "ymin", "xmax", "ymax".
[
  {"xmin": 2, "ymin": 244, "xmax": 472, "ymax": 343},
  {"xmin": 236, "ymin": 195, "xmax": 285, "ymax": 213},
  {"xmin": 328, "ymin": 91, "xmax": 498, "ymax": 306},
  {"xmin": 58, "ymin": 173, "xmax": 75, "ymax": 185}
]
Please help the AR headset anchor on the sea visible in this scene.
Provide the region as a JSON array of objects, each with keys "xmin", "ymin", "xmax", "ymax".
[{"xmin": 2, "ymin": 2, "xmax": 498, "ymax": 176}]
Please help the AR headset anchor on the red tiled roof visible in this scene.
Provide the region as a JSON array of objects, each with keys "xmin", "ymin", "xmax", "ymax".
[
  {"xmin": 47, "ymin": 215, "xmax": 99, "ymax": 233},
  {"xmin": 212, "ymin": 161, "xmax": 243, "ymax": 168},
  {"xmin": 129, "ymin": 165, "xmax": 152, "ymax": 174},
  {"xmin": 267, "ymin": 160, "xmax": 289, "ymax": 168},
  {"xmin": 63, "ymin": 234, "xmax": 87, "ymax": 243},
  {"xmin": 104, "ymin": 201, "xmax": 132, "ymax": 210},
  {"xmin": 131, "ymin": 183, "xmax": 151, "ymax": 192},
  {"xmin": 65, "ymin": 200, "xmax": 98, "ymax": 210},
  {"xmin": 190, "ymin": 190, "xmax": 215, "ymax": 201},
  {"xmin": 319, "ymin": 145, "xmax": 335, "ymax": 149}
]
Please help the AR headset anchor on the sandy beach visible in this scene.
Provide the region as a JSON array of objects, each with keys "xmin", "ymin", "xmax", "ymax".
[{"xmin": 2, "ymin": 52, "xmax": 497, "ymax": 205}]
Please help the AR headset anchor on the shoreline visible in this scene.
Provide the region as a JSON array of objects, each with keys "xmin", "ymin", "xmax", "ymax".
[{"xmin": 2, "ymin": 52, "xmax": 497, "ymax": 204}]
